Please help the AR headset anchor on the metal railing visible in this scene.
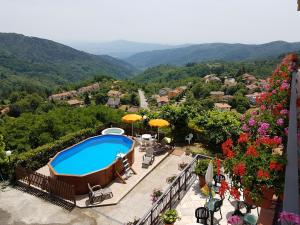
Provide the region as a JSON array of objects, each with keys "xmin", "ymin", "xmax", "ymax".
[
  {"xmin": 282, "ymin": 71, "xmax": 300, "ymax": 215},
  {"xmin": 136, "ymin": 154, "xmax": 212, "ymax": 225}
]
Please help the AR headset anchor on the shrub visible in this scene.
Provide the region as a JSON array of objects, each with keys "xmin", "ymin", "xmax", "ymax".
[
  {"xmin": 194, "ymin": 159, "xmax": 211, "ymax": 177},
  {"xmin": 159, "ymin": 209, "xmax": 181, "ymax": 224}
]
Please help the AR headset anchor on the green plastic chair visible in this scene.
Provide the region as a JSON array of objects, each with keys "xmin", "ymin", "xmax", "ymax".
[{"xmin": 243, "ymin": 214, "xmax": 258, "ymax": 225}]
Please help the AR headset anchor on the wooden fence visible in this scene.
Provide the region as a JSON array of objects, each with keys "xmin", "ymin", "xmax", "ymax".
[
  {"xmin": 136, "ymin": 154, "xmax": 212, "ymax": 225},
  {"xmin": 15, "ymin": 166, "xmax": 76, "ymax": 206}
]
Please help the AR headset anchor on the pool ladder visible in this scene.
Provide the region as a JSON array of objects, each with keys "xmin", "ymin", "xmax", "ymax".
[{"xmin": 116, "ymin": 153, "xmax": 136, "ymax": 183}]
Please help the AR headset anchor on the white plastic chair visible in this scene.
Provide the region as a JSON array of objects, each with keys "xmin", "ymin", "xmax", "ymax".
[{"xmin": 185, "ymin": 133, "xmax": 193, "ymax": 145}]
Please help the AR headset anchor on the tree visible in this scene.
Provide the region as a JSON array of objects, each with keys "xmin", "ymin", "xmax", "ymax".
[
  {"xmin": 229, "ymin": 94, "xmax": 250, "ymax": 113},
  {"xmin": 0, "ymin": 135, "xmax": 5, "ymax": 160},
  {"xmin": 84, "ymin": 93, "xmax": 91, "ymax": 105},
  {"xmin": 189, "ymin": 110, "xmax": 241, "ymax": 145},
  {"xmin": 95, "ymin": 92, "xmax": 108, "ymax": 105}
]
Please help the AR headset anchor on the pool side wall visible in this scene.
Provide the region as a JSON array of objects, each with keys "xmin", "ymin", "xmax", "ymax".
[{"xmin": 48, "ymin": 135, "xmax": 135, "ymax": 195}]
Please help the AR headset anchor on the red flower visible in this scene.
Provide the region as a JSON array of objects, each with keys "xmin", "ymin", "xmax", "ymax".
[
  {"xmin": 269, "ymin": 161, "xmax": 284, "ymax": 171},
  {"xmin": 233, "ymin": 163, "xmax": 246, "ymax": 176},
  {"xmin": 227, "ymin": 150, "xmax": 235, "ymax": 159},
  {"xmin": 230, "ymin": 186, "xmax": 241, "ymax": 200},
  {"xmin": 219, "ymin": 180, "xmax": 229, "ymax": 198},
  {"xmin": 257, "ymin": 169, "xmax": 270, "ymax": 179},
  {"xmin": 238, "ymin": 133, "xmax": 248, "ymax": 144},
  {"xmin": 245, "ymin": 145, "xmax": 259, "ymax": 157},
  {"xmin": 222, "ymin": 138, "xmax": 233, "ymax": 157}
]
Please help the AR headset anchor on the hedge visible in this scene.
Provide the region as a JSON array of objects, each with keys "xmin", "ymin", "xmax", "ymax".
[{"xmin": 1, "ymin": 123, "xmax": 104, "ymax": 179}]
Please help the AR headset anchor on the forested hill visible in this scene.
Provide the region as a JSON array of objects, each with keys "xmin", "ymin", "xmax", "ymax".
[
  {"xmin": 0, "ymin": 33, "xmax": 137, "ymax": 81},
  {"xmin": 125, "ymin": 41, "xmax": 300, "ymax": 69}
]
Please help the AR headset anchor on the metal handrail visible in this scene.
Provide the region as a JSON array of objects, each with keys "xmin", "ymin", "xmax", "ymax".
[
  {"xmin": 136, "ymin": 154, "xmax": 213, "ymax": 225},
  {"xmin": 282, "ymin": 71, "xmax": 299, "ymax": 214}
]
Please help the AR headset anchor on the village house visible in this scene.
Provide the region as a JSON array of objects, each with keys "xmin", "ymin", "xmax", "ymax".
[
  {"xmin": 48, "ymin": 90, "xmax": 78, "ymax": 101},
  {"xmin": 127, "ymin": 106, "xmax": 140, "ymax": 113},
  {"xmin": 168, "ymin": 89, "xmax": 181, "ymax": 99},
  {"xmin": 224, "ymin": 77, "xmax": 237, "ymax": 86},
  {"xmin": 156, "ymin": 96, "xmax": 169, "ymax": 107},
  {"xmin": 107, "ymin": 97, "xmax": 121, "ymax": 108},
  {"xmin": 246, "ymin": 84, "xmax": 259, "ymax": 94},
  {"xmin": 242, "ymin": 73, "xmax": 257, "ymax": 85},
  {"xmin": 77, "ymin": 83, "xmax": 100, "ymax": 94},
  {"xmin": 204, "ymin": 74, "xmax": 221, "ymax": 83},
  {"xmin": 214, "ymin": 102, "xmax": 232, "ymax": 111},
  {"xmin": 223, "ymin": 95, "xmax": 234, "ymax": 102},
  {"xmin": 107, "ymin": 90, "xmax": 122, "ymax": 97},
  {"xmin": 158, "ymin": 88, "xmax": 172, "ymax": 97},
  {"xmin": 0, "ymin": 107, "xmax": 10, "ymax": 115},
  {"xmin": 210, "ymin": 91, "xmax": 225, "ymax": 101},
  {"xmin": 67, "ymin": 99, "xmax": 84, "ymax": 107}
]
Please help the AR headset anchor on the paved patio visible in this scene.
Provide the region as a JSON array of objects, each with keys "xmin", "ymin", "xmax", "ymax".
[
  {"xmin": 0, "ymin": 149, "xmax": 193, "ymax": 225},
  {"xmin": 175, "ymin": 179, "xmax": 260, "ymax": 225}
]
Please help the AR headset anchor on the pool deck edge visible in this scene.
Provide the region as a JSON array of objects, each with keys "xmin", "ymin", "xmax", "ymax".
[{"xmin": 75, "ymin": 150, "xmax": 171, "ymax": 208}]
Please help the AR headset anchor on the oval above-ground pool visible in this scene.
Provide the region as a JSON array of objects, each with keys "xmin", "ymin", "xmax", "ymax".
[{"xmin": 48, "ymin": 135, "xmax": 135, "ymax": 194}]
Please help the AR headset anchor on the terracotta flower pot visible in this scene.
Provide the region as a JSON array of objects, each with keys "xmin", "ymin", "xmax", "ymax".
[
  {"xmin": 244, "ymin": 187, "xmax": 274, "ymax": 209},
  {"xmin": 198, "ymin": 175, "xmax": 206, "ymax": 188}
]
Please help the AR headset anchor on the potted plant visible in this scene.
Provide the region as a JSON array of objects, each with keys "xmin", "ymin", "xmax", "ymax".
[
  {"xmin": 151, "ymin": 188, "xmax": 163, "ymax": 204},
  {"xmin": 220, "ymin": 54, "xmax": 296, "ymax": 208},
  {"xmin": 194, "ymin": 159, "xmax": 210, "ymax": 188},
  {"xmin": 159, "ymin": 209, "xmax": 181, "ymax": 225}
]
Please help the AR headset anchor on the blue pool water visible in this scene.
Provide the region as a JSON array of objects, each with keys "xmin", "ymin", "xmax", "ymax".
[{"xmin": 50, "ymin": 135, "xmax": 133, "ymax": 175}]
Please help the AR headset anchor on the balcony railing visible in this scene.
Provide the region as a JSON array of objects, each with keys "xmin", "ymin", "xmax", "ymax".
[
  {"xmin": 282, "ymin": 71, "xmax": 300, "ymax": 215},
  {"xmin": 136, "ymin": 154, "xmax": 213, "ymax": 225}
]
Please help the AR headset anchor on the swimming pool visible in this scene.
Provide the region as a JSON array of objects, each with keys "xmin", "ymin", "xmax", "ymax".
[{"xmin": 48, "ymin": 135, "xmax": 135, "ymax": 194}]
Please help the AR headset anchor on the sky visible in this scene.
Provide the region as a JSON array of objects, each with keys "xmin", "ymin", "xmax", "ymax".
[{"xmin": 0, "ymin": 0, "xmax": 299, "ymax": 45}]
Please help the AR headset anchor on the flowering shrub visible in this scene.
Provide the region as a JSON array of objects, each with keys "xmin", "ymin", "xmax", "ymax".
[
  {"xmin": 221, "ymin": 54, "xmax": 298, "ymax": 204},
  {"xmin": 278, "ymin": 211, "xmax": 300, "ymax": 225}
]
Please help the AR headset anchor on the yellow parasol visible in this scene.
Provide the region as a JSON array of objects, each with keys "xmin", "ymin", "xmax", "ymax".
[
  {"xmin": 148, "ymin": 119, "xmax": 170, "ymax": 139},
  {"xmin": 122, "ymin": 114, "xmax": 142, "ymax": 136}
]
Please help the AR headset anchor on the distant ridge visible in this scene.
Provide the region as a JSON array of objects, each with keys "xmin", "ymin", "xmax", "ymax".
[
  {"xmin": 0, "ymin": 33, "xmax": 137, "ymax": 81},
  {"xmin": 125, "ymin": 41, "xmax": 300, "ymax": 69},
  {"xmin": 68, "ymin": 40, "xmax": 190, "ymax": 58}
]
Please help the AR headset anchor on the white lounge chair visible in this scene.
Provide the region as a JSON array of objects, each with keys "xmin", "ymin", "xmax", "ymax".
[
  {"xmin": 185, "ymin": 133, "xmax": 193, "ymax": 145},
  {"xmin": 142, "ymin": 147, "xmax": 154, "ymax": 168}
]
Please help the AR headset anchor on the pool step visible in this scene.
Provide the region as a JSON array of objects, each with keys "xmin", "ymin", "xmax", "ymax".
[{"xmin": 116, "ymin": 154, "xmax": 137, "ymax": 183}]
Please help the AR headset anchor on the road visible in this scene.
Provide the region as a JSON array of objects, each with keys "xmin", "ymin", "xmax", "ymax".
[{"xmin": 138, "ymin": 89, "xmax": 149, "ymax": 110}]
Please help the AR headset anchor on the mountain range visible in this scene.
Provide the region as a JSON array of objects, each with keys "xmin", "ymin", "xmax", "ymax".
[
  {"xmin": 68, "ymin": 40, "xmax": 189, "ymax": 58},
  {"xmin": 0, "ymin": 33, "xmax": 136, "ymax": 82},
  {"xmin": 125, "ymin": 41, "xmax": 300, "ymax": 69}
]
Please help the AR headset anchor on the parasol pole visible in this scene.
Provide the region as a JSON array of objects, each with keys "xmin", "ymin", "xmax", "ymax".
[{"xmin": 132, "ymin": 123, "xmax": 134, "ymax": 137}]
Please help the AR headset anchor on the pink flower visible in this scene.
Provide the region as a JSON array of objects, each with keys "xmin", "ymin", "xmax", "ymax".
[
  {"xmin": 242, "ymin": 124, "xmax": 249, "ymax": 132},
  {"xmin": 280, "ymin": 81, "xmax": 290, "ymax": 91},
  {"xmin": 280, "ymin": 109, "xmax": 289, "ymax": 115},
  {"xmin": 240, "ymin": 114, "xmax": 245, "ymax": 121},
  {"xmin": 276, "ymin": 118, "xmax": 284, "ymax": 126},
  {"xmin": 285, "ymin": 127, "xmax": 289, "ymax": 135},
  {"xmin": 228, "ymin": 215, "xmax": 241, "ymax": 225},
  {"xmin": 260, "ymin": 105, "xmax": 266, "ymax": 110},
  {"xmin": 272, "ymin": 89, "xmax": 277, "ymax": 94},
  {"xmin": 251, "ymin": 110, "xmax": 257, "ymax": 116},
  {"xmin": 279, "ymin": 211, "xmax": 300, "ymax": 224},
  {"xmin": 248, "ymin": 118, "xmax": 256, "ymax": 126},
  {"xmin": 264, "ymin": 84, "xmax": 270, "ymax": 90},
  {"xmin": 257, "ymin": 122, "xmax": 270, "ymax": 135}
]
